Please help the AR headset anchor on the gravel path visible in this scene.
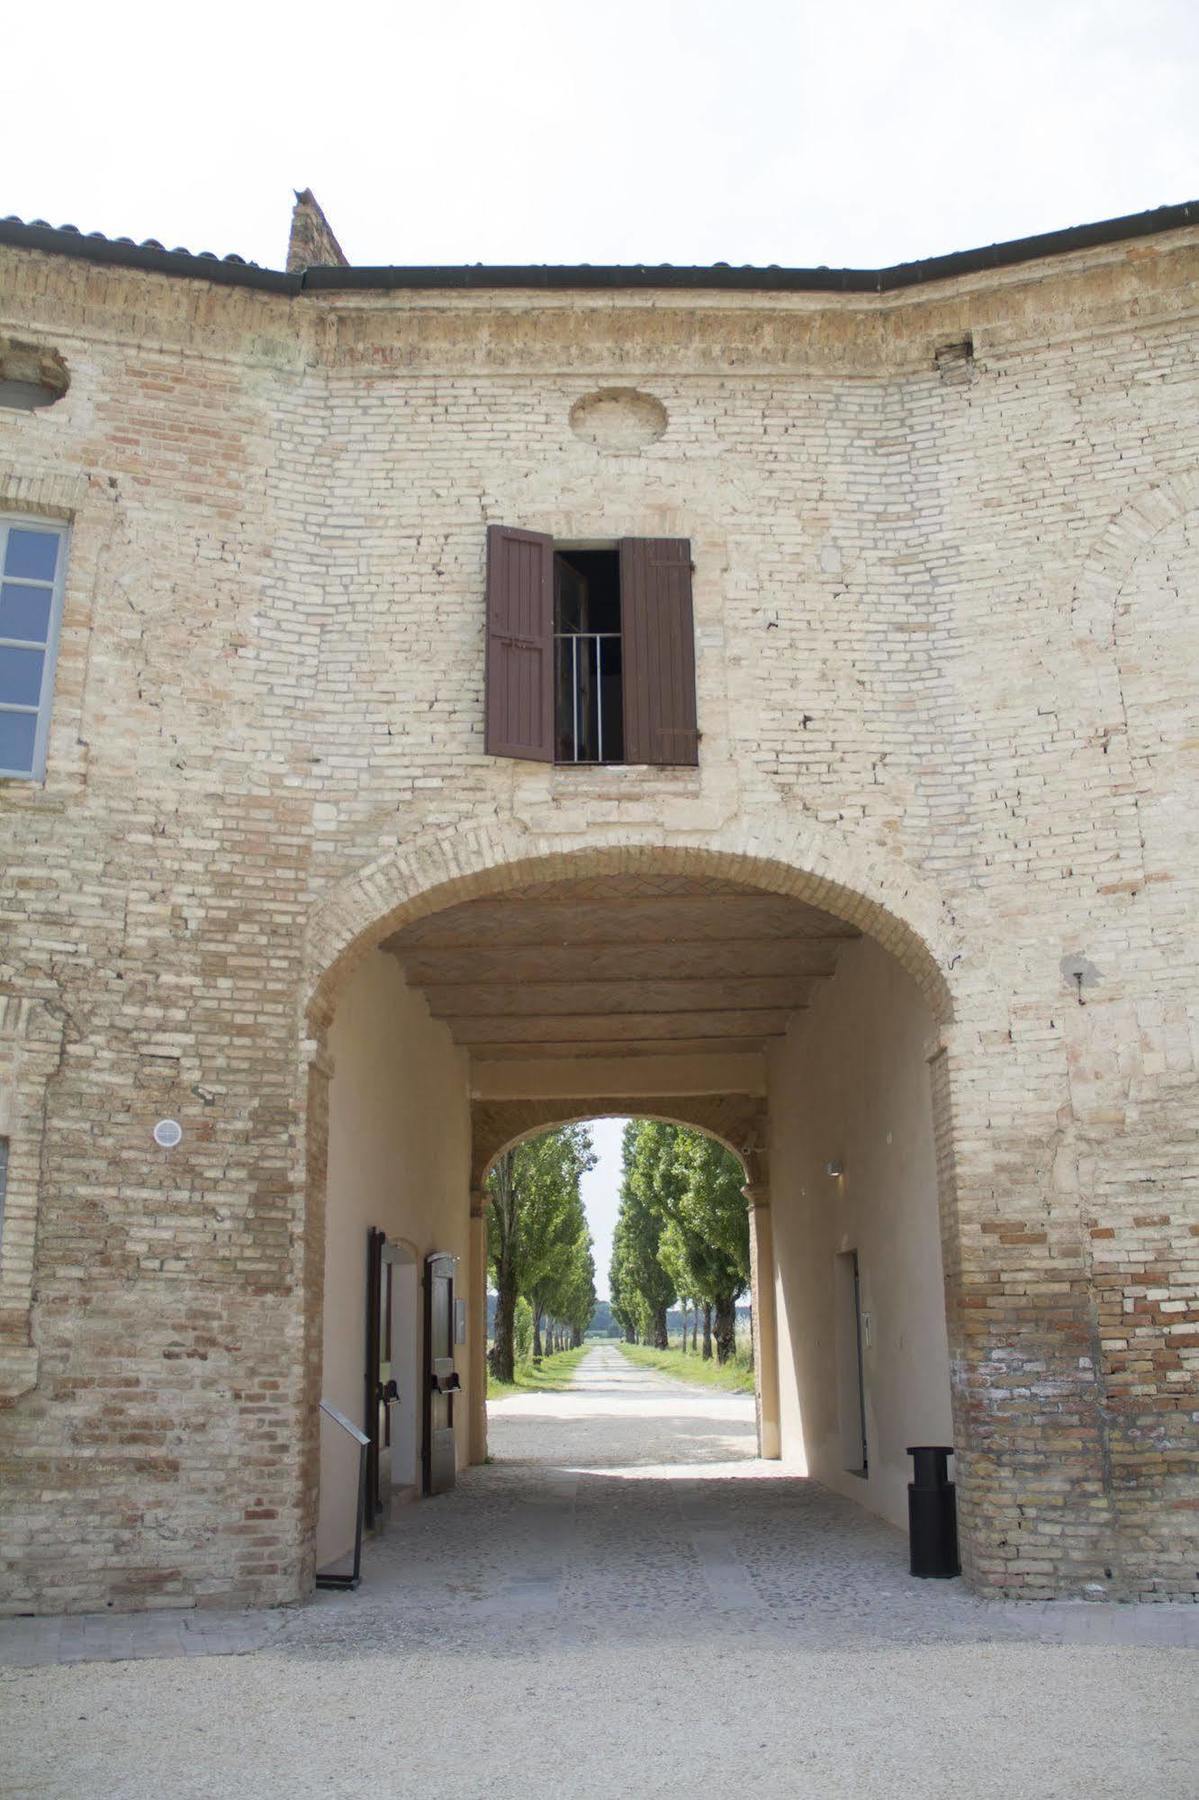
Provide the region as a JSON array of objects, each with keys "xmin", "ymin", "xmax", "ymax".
[{"xmin": 2, "ymin": 1343, "xmax": 1195, "ymax": 1799}]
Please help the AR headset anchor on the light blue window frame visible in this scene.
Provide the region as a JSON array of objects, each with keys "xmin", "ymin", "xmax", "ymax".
[{"xmin": 0, "ymin": 515, "xmax": 69, "ymax": 781}]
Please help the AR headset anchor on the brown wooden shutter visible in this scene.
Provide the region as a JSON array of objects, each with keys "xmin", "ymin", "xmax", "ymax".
[
  {"xmin": 485, "ymin": 525, "xmax": 554, "ymax": 761},
  {"xmin": 619, "ymin": 537, "xmax": 698, "ymax": 766}
]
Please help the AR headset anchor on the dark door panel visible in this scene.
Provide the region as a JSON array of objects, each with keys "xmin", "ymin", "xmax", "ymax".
[
  {"xmin": 423, "ymin": 1251, "xmax": 459, "ymax": 1495},
  {"xmin": 365, "ymin": 1228, "xmax": 403, "ymax": 1530}
]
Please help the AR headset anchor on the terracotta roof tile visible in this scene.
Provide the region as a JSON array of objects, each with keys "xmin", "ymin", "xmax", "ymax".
[{"xmin": 1, "ymin": 213, "xmax": 260, "ymax": 268}]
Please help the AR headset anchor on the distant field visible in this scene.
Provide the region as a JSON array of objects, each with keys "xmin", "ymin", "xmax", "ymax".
[
  {"xmin": 486, "ymin": 1345, "xmax": 588, "ymax": 1399},
  {"xmin": 618, "ymin": 1341, "xmax": 755, "ymax": 1394}
]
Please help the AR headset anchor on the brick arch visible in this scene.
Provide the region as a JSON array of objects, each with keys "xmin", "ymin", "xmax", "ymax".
[
  {"xmin": 301, "ymin": 824, "xmax": 961, "ymax": 1584},
  {"xmin": 471, "ymin": 1096, "xmax": 767, "ymax": 1191},
  {"xmin": 1070, "ymin": 474, "xmax": 1199, "ymax": 891},
  {"xmin": 303, "ymin": 817, "xmax": 958, "ymax": 1035},
  {"xmin": 1072, "ymin": 471, "xmax": 1199, "ymax": 645}
]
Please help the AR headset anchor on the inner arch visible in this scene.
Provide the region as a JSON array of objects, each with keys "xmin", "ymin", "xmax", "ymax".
[{"xmin": 475, "ymin": 1103, "xmax": 756, "ymax": 1193}]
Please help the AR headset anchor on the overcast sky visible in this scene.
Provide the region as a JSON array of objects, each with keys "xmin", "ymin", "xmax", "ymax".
[
  {"xmin": 579, "ymin": 1119, "xmax": 628, "ymax": 1301},
  {"xmin": 5, "ymin": 3, "xmax": 1196, "ymax": 272},
  {"xmin": 7, "ymin": 4, "xmax": 1194, "ymax": 1295}
]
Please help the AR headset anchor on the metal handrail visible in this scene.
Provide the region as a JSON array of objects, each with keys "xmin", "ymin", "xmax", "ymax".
[{"xmin": 315, "ymin": 1399, "xmax": 370, "ymax": 1591}]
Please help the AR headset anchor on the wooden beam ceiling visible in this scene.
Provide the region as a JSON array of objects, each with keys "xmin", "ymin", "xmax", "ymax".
[
  {"xmin": 395, "ymin": 937, "xmax": 841, "ymax": 985},
  {"xmin": 464, "ymin": 1037, "xmax": 777, "ymax": 1061},
  {"xmin": 383, "ymin": 874, "xmax": 858, "ymax": 1058},
  {"xmin": 424, "ymin": 976, "xmax": 823, "ymax": 1019},
  {"xmin": 388, "ymin": 894, "xmax": 859, "ymax": 949},
  {"xmin": 442, "ymin": 1009, "xmax": 795, "ymax": 1046}
]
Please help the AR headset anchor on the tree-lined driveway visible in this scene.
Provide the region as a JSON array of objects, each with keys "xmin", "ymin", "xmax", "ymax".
[
  {"xmin": 3, "ymin": 1345, "xmax": 1195, "ymax": 1798},
  {"xmin": 490, "ymin": 1340, "xmax": 757, "ymax": 1468}
]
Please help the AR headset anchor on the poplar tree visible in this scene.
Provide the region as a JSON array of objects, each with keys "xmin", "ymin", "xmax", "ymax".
[
  {"xmin": 611, "ymin": 1121, "xmax": 676, "ymax": 1347},
  {"xmin": 609, "ymin": 1120, "xmax": 750, "ymax": 1364},
  {"xmin": 487, "ymin": 1124, "xmax": 595, "ymax": 1382},
  {"xmin": 673, "ymin": 1131, "xmax": 750, "ymax": 1363}
]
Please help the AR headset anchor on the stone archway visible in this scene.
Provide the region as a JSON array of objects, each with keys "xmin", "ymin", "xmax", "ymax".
[{"xmin": 301, "ymin": 827, "xmax": 963, "ymax": 1593}]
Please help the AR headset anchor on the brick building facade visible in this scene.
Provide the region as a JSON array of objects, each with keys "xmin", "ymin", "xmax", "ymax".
[{"xmin": 0, "ymin": 194, "xmax": 1196, "ymax": 1612}]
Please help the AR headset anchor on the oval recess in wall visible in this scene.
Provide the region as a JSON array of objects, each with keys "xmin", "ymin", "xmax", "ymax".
[{"xmin": 569, "ymin": 387, "xmax": 667, "ymax": 452}]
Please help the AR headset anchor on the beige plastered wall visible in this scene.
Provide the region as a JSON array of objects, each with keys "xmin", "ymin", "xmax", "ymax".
[
  {"xmin": 318, "ymin": 950, "xmax": 471, "ymax": 1568},
  {"xmin": 769, "ymin": 935, "xmax": 953, "ymax": 1532}
]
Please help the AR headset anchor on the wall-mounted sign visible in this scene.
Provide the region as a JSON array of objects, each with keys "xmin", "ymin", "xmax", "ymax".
[{"xmin": 153, "ymin": 1119, "xmax": 182, "ymax": 1148}]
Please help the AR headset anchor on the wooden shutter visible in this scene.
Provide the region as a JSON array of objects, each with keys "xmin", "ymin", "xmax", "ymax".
[
  {"xmin": 484, "ymin": 525, "xmax": 554, "ymax": 761},
  {"xmin": 619, "ymin": 538, "xmax": 698, "ymax": 766}
]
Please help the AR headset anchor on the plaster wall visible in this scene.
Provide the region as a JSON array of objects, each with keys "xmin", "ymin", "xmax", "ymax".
[
  {"xmin": 318, "ymin": 951, "xmax": 471, "ymax": 1569},
  {"xmin": 770, "ymin": 936, "xmax": 954, "ymax": 1532}
]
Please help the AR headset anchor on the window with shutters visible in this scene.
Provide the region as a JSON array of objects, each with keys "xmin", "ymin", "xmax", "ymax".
[
  {"xmin": 485, "ymin": 528, "xmax": 698, "ymax": 767},
  {"xmin": 0, "ymin": 516, "xmax": 69, "ymax": 780}
]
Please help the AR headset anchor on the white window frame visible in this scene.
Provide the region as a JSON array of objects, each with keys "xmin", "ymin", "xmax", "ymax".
[{"xmin": 0, "ymin": 513, "xmax": 70, "ymax": 781}]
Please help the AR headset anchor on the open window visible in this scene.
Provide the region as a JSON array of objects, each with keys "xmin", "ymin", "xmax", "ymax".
[
  {"xmin": 484, "ymin": 528, "xmax": 698, "ymax": 767},
  {"xmin": 554, "ymin": 548, "xmax": 623, "ymax": 763}
]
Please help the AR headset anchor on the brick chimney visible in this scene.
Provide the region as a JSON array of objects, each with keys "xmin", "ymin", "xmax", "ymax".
[{"xmin": 287, "ymin": 189, "xmax": 349, "ymax": 273}]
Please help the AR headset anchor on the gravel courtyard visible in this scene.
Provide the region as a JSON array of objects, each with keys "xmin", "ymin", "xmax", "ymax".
[{"xmin": 2, "ymin": 1344, "xmax": 1195, "ymax": 1799}]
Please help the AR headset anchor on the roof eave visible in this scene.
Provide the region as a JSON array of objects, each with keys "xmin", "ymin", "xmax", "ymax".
[{"xmin": 0, "ymin": 198, "xmax": 1195, "ymax": 298}]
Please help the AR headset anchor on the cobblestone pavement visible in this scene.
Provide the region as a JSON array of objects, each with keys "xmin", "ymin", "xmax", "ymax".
[{"xmin": 2, "ymin": 1345, "xmax": 1196, "ymax": 1798}]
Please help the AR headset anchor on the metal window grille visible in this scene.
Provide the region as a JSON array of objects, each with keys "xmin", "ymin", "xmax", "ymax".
[{"xmin": 555, "ymin": 630, "xmax": 621, "ymax": 762}]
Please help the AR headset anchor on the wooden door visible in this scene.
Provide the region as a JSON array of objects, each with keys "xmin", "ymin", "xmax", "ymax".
[
  {"xmin": 422, "ymin": 1251, "xmax": 459, "ymax": 1495},
  {"xmin": 365, "ymin": 1228, "xmax": 401, "ymax": 1529}
]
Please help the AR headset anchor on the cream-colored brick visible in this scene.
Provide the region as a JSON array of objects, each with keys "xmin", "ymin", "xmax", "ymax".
[{"xmin": 0, "ymin": 219, "xmax": 1196, "ymax": 1611}]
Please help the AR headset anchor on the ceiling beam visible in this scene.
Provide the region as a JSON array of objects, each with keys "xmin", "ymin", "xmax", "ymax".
[
  {"xmin": 471, "ymin": 1051, "xmax": 768, "ymax": 1099},
  {"xmin": 425, "ymin": 977, "xmax": 817, "ymax": 1019},
  {"xmin": 445, "ymin": 1007, "xmax": 796, "ymax": 1045},
  {"xmin": 464, "ymin": 1037, "xmax": 774, "ymax": 1059},
  {"xmin": 388, "ymin": 895, "xmax": 860, "ymax": 950},
  {"xmin": 391, "ymin": 938, "xmax": 844, "ymax": 983}
]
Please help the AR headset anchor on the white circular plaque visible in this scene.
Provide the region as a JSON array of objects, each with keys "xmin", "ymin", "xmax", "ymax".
[{"xmin": 153, "ymin": 1119, "xmax": 183, "ymax": 1149}]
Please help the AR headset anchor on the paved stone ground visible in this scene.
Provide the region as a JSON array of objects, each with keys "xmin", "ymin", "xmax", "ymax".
[{"xmin": 1, "ymin": 1345, "xmax": 1195, "ymax": 1798}]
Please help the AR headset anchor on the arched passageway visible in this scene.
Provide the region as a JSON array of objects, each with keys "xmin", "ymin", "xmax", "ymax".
[{"xmin": 306, "ymin": 847, "xmax": 959, "ymax": 1589}]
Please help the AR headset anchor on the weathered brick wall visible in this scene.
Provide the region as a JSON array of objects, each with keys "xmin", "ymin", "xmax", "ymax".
[
  {"xmin": 0, "ymin": 261, "xmax": 316, "ymax": 1610},
  {"xmin": 0, "ymin": 228, "xmax": 1195, "ymax": 1609}
]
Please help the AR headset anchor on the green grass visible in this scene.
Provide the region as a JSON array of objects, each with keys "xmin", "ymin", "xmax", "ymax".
[
  {"xmin": 617, "ymin": 1340, "xmax": 756, "ymax": 1394},
  {"xmin": 486, "ymin": 1345, "xmax": 589, "ymax": 1399}
]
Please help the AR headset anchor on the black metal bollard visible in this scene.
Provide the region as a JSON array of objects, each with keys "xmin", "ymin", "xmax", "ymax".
[{"xmin": 906, "ymin": 1445, "xmax": 960, "ymax": 1578}]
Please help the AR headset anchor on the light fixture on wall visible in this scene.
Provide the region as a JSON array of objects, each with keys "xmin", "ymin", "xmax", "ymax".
[{"xmin": 826, "ymin": 1159, "xmax": 844, "ymax": 1179}]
